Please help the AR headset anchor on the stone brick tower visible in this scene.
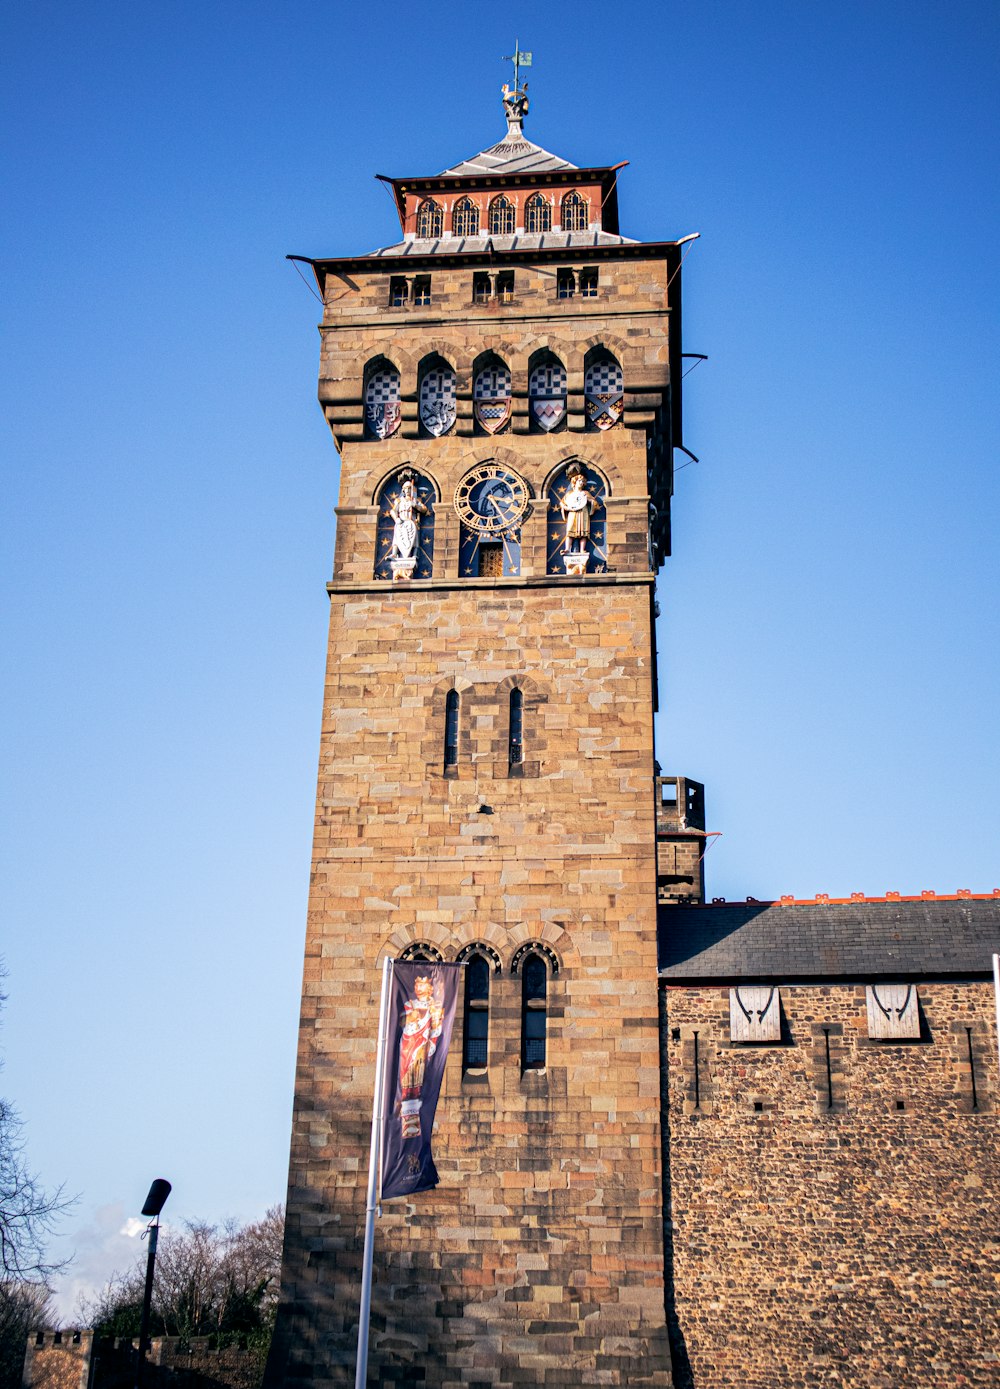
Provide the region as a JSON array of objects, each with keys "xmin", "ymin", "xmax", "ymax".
[{"xmin": 267, "ymin": 84, "xmax": 692, "ymax": 1388}]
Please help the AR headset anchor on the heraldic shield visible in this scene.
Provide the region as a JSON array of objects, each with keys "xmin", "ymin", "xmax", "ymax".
[
  {"xmin": 529, "ymin": 358, "xmax": 567, "ymax": 432},
  {"xmin": 364, "ymin": 365, "xmax": 401, "ymax": 440},
  {"xmin": 419, "ymin": 363, "xmax": 457, "ymax": 437},
  {"xmin": 473, "ymin": 362, "xmax": 512, "ymax": 435},
  {"xmin": 584, "ymin": 356, "xmax": 624, "ymax": 431}
]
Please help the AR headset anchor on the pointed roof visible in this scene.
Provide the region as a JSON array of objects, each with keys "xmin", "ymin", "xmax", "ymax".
[
  {"xmin": 439, "ymin": 129, "xmax": 576, "ymax": 178},
  {"xmin": 438, "ymin": 83, "xmax": 576, "ymax": 177}
]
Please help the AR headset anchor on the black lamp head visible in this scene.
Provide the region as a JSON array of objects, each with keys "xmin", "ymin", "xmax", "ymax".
[{"xmin": 140, "ymin": 1178, "xmax": 172, "ymax": 1218}]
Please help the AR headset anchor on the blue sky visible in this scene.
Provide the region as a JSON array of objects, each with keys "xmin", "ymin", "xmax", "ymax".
[{"xmin": 2, "ymin": 0, "xmax": 998, "ymax": 1317}]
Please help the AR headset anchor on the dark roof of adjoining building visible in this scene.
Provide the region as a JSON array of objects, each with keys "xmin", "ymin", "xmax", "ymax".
[{"xmin": 658, "ymin": 896, "xmax": 1000, "ymax": 982}]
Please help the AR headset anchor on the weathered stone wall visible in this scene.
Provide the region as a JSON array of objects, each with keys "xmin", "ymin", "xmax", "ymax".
[
  {"xmin": 660, "ymin": 980, "xmax": 1000, "ymax": 1388},
  {"xmin": 269, "ymin": 576, "xmax": 671, "ymax": 1387},
  {"xmin": 22, "ymin": 1333, "xmax": 93, "ymax": 1389}
]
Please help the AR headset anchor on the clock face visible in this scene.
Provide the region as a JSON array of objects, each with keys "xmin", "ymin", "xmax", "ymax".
[{"xmin": 453, "ymin": 464, "xmax": 529, "ymax": 535}]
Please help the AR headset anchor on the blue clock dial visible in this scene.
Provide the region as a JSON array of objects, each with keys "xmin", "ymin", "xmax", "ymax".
[{"xmin": 453, "ymin": 464, "xmax": 529, "ymax": 534}]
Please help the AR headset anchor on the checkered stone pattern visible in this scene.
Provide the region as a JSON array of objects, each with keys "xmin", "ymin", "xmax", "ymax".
[
  {"xmin": 474, "ymin": 365, "xmax": 511, "ymax": 399},
  {"xmin": 529, "ymin": 361, "xmax": 567, "ymax": 398},
  {"xmin": 419, "ymin": 366, "xmax": 457, "ymax": 436},
  {"xmin": 365, "ymin": 368, "xmax": 400, "ymax": 407},
  {"xmin": 585, "ymin": 357, "xmax": 625, "ymax": 430}
]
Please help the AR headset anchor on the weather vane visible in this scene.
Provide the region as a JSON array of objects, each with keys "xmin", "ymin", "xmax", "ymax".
[{"xmin": 501, "ymin": 39, "xmax": 532, "ymax": 94}]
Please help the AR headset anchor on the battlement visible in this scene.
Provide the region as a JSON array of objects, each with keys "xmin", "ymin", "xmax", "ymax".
[{"xmin": 700, "ymin": 889, "xmax": 1000, "ymax": 906}]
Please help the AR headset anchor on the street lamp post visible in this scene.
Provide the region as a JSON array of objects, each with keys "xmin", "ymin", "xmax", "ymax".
[{"xmin": 134, "ymin": 1179, "xmax": 171, "ymax": 1389}]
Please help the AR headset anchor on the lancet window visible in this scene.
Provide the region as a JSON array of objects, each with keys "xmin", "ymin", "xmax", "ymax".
[
  {"xmin": 363, "ymin": 361, "xmax": 401, "ymax": 441},
  {"xmin": 418, "ymin": 356, "xmax": 457, "ymax": 437},
  {"xmin": 508, "ymin": 688, "xmax": 524, "ymax": 767},
  {"xmin": 444, "ymin": 689, "xmax": 459, "ymax": 771},
  {"xmin": 452, "ymin": 197, "xmax": 480, "ymax": 237},
  {"xmin": 528, "ymin": 353, "xmax": 567, "ymax": 433},
  {"xmin": 462, "ymin": 953, "xmax": 491, "ymax": 1069},
  {"xmin": 524, "ymin": 193, "xmax": 552, "ymax": 234},
  {"xmin": 520, "ymin": 952, "xmax": 548, "ymax": 1070},
  {"xmin": 488, "ymin": 195, "xmax": 515, "ymax": 236},
  {"xmin": 561, "ymin": 190, "xmax": 589, "ymax": 231},
  {"xmin": 584, "ymin": 350, "xmax": 625, "ymax": 431},
  {"xmin": 416, "ymin": 198, "xmax": 444, "ymax": 239}
]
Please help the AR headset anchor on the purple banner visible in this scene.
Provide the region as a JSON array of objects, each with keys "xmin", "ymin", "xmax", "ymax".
[{"xmin": 380, "ymin": 961, "xmax": 461, "ymax": 1201}]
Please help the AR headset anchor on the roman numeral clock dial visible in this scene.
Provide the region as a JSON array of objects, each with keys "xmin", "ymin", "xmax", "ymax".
[{"xmin": 453, "ymin": 464, "xmax": 529, "ymax": 534}]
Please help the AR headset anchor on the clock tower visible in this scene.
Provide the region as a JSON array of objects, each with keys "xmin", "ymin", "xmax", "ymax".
[{"xmin": 268, "ymin": 83, "xmax": 691, "ymax": 1387}]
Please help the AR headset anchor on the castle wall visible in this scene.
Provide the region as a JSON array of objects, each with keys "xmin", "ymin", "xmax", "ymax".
[{"xmin": 660, "ymin": 979, "xmax": 1000, "ymax": 1388}]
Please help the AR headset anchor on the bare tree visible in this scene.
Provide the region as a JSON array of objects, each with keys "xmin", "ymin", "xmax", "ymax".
[
  {"xmin": 82, "ymin": 1209, "xmax": 285, "ymax": 1345},
  {"xmin": 0, "ymin": 970, "xmax": 71, "ymax": 1285}
]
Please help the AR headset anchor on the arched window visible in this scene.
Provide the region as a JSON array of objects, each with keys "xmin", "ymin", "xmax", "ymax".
[
  {"xmin": 521, "ymin": 953, "xmax": 547, "ymax": 1070},
  {"xmin": 416, "ymin": 199, "xmax": 443, "ymax": 239},
  {"xmin": 373, "ymin": 468, "xmax": 436, "ymax": 580},
  {"xmin": 488, "ymin": 195, "xmax": 515, "ymax": 237},
  {"xmin": 452, "ymin": 197, "xmax": 479, "ymax": 237},
  {"xmin": 584, "ymin": 351, "xmax": 625, "ymax": 431},
  {"xmin": 528, "ymin": 353, "xmax": 567, "ymax": 433},
  {"xmin": 462, "ymin": 953, "xmax": 490, "ymax": 1069},
  {"xmin": 399, "ymin": 942, "xmax": 444, "ymax": 963},
  {"xmin": 363, "ymin": 360, "xmax": 401, "ymax": 440},
  {"xmin": 472, "ymin": 355, "xmax": 512, "ymax": 435},
  {"xmin": 418, "ymin": 356, "xmax": 457, "ymax": 437},
  {"xmin": 545, "ymin": 461, "xmax": 608, "ymax": 575},
  {"xmin": 561, "ymin": 190, "xmax": 588, "ymax": 231},
  {"xmin": 524, "ymin": 193, "xmax": 552, "ymax": 235},
  {"xmin": 509, "ymin": 688, "xmax": 523, "ymax": 767},
  {"xmin": 444, "ymin": 689, "xmax": 459, "ymax": 771}
]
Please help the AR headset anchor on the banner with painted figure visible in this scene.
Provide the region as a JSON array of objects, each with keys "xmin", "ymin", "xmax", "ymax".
[{"xmin": 380, "ymin": 961, "xmax": 461, "ymax": 1200}]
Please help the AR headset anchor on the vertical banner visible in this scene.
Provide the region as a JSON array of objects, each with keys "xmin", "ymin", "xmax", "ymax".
[{"xmin": 381, "ymin": 961, "xmax": 461, "ymax": 1200}]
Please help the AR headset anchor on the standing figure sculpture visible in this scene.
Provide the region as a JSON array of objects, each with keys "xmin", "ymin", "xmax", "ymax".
[
  {"xmin": 398, "ymin": 974, "xmax": 445, "ymax": 1138},
  {"xmin": 560, "ymin": 465, "xmax": 596, "ymax": 555},
  {"xmin": 389, "ymin": 471, "xmax": 428, "ymax": 580}
]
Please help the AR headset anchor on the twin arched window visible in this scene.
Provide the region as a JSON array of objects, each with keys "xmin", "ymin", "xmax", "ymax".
[
  {"xmin": 456, "ymin": 945, "xmax": 552, "ymax": 1072},
  {"xmin": 441, "ymin": 686, "xmax": 525, "ymax": 771},
  {"xmin": 416, "ymin": 199, "xmax": 444, "ymax": 239}
]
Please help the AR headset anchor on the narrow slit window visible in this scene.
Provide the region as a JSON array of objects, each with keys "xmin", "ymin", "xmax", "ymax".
[
  {"xmin": 521, "ymin": 954, "xmax": 547, "ymax": 1070},
  {"xmin": 509, "ymin": 688, "xmax": 523, "ymax": 766},
  {"xmin": 444, "ymin": 690, "xmax": 459, "ymax": 770},
  {"xmin": 463, "ymin": 954, "xmax": 490, "ymax": 1070}
]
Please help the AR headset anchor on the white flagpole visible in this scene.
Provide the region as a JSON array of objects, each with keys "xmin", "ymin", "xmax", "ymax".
[
  {"xmin": 992, "ymin": 954, "xmax": 1000, "ymax": 1078},
  {"xmin": 355, "ymin": 955, "xmax": 393, "ymax": 1389}
]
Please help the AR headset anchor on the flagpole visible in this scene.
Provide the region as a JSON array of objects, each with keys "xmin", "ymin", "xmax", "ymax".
[{"xmin": 355, "ymin": 955, "xmax": 393, "ymax": 1389}]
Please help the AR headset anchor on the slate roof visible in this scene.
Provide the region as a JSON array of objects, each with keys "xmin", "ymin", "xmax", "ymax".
[
  {"xmin": 365, "ymin": 229, "xmax": 638, "ymax": 259},
  {"xmin": 439, "ymin": 130, "xmax": 577, "ymax": 177},
  {"xmin": 658, "ymin": 898, "xmax": 1000, "ymax": 981}
]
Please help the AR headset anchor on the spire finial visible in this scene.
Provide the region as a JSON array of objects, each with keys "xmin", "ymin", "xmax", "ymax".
[{"xmin": 500, "ymin": 40, "xmax": 532, "ymax": 134}]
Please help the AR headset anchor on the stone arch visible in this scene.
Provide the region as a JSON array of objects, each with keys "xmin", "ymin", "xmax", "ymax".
[
  {"xmin": 372, "ymin": 466, "xmax": 438, "ymax": 580},
  {"xmin": 540, "ymin": 456, "xmax": 613, "ymax": 498},
  {"xmin": 370, "ymin": 462, "xmax": 442, "ymax": 507},
  {"xmin": 377, "ymin": 925, "xmax": 451, "ymax": 965}
]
